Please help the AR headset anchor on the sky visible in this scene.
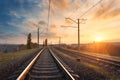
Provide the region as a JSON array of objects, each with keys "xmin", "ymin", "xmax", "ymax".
[{"xmin": 0, "ymin": 0, "xmax": 120, "ymax": 44}]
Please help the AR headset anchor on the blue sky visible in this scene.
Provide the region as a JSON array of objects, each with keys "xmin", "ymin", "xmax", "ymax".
[
  {"xmin": 0, "ymin": 0, "xmax": 120, "ymax": 44},
  {"xmin": 0, "ymin": 0, "xmax": 44, "ymax": 44}
]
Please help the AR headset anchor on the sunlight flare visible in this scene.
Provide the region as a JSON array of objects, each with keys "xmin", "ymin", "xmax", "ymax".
[{"xmin": 95, "ymin": 36, "xmax": 103, "ymax": 42}]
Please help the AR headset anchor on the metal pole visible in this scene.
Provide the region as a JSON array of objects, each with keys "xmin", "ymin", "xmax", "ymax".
[
  {"xmin": 38, "ymin": 27, "xmax": 39, "ymax": 47},
  {"xmin": 78, "ymin": 19, "xmax": 80, "ymax": 50},
  {"xmin": 59, "ymin": 37, "xmax": 61, "ymax": 47}
]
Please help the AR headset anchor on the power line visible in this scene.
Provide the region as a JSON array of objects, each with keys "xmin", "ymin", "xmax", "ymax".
[
  {"xmin": 68, "ymin": 1, "xmax": 83, "ymax": 18},
  {"xmin": 79, "ymin": 0, "xmax": 103, "ymax": 18},
  {"xmin": 69, "ymin": 0, "xmax": 103, "ymax": 19},
  {"xmin": 47, "ymin": 0, "xmax": 51, "ymax": 37}
]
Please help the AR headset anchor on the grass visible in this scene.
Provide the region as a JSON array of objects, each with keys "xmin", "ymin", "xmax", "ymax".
[
  {"xmin": 83, "ymin": 62, "xmax": 120, "ymax": 80},
  {"xmin": 0, "ymin": 48, "xmax": 40, "ymax": 79},
  {"xmin": 0, "ymin": 48, "xmax": 38, "ymax": 70},
  {"xmin": 52, "ymin": 47, "xmax": 120, "ymax": 80}
]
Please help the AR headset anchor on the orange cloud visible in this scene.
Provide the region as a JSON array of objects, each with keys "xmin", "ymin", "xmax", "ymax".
[
  {"xmin": 93, "ymin": 0, "xmax": 120, "ymax": 19},
  {"xmin": 48, "ymin": 24, "xmax": 58, "ymax": 31},
  {"xmin": 52, "ymin": 0, "xmax": 70, "ymax": 10}
]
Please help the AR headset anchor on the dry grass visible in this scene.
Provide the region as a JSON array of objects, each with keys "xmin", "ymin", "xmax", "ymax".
[
  {"xmin": 0, "ymin": 49, "xmax": 37, "ymax": 69},
  {"xmin": 52, "ymin": 47, "xmax": 120, "ymax": 80},
  {"xmin": 0, "ymin": 48, "xmax": 39, "ymax": 79}
]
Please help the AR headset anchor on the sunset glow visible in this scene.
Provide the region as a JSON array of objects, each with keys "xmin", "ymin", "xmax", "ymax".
[
  {"xmin": 95, "ymin": 37, "xmax": 103, "ymax": 42},
  {"xmin": 0, "ymin": 0, "xmax": 120, "ymax": 44}
]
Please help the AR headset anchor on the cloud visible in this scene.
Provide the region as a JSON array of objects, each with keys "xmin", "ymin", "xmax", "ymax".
[
  {"xmin": 39, "ymin": 20, "xmax": 46, "ymax": 25},
  {"xmin": 39, "ymin": 24, "xmax": 59, "ymax": 38},
  {"xmin": 48, "ymin": 24, "xmax": 69, "ymax": 38},
  {"xmin": 93, "ymin": 0, "xmax": 120, "ymax": 19},
  {"xmin": 1, "ymin": 0, "xmax": 120, "ymax": 44},
  {"xmin": 52, "ymin": 0, "xmax": 70, "ymax": 10},
  {"xmin": 48, "ymin": 24, "xmax": 58, "ymax": 31},
  {"xmin": 0, "ymin": 0, "xmax": 49, "ymax": 44},
  {"xmin": 0, "ymin": 31, "xmax": 25, "ymax": 40},
  {"xmin": 9, "ymin": 11, "xmax": 21, "ymax": 18}
]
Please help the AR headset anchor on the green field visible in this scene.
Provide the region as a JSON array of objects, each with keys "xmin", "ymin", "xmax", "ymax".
[{"xmin": 0, "ymin": 48, "xmax": 38, "ymax": 70}]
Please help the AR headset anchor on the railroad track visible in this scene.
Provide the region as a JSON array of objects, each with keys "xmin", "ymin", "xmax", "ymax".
[
  {"xmin": 52, "ymin": 47, "xmax": 108, "ymax": 80},
  {"xmin": 54, "ymin": 47, "xmax": 120, "ymax": 75},
  {"xmin": 17, "ymin": 47, "xmax": 76, "ymax": 80},
  {"xmin": 55, "ymin": 47, "xmax": 120, "ymax": 68}
]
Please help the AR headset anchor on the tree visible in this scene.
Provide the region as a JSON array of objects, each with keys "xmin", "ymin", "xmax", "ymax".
[
  {"xmin": 27, "ymin": 33, "xmax": 32, "ymax": 49},
  {"xmin": 45, "ymin": 39, "xmax": 47, "ymax": 46}
]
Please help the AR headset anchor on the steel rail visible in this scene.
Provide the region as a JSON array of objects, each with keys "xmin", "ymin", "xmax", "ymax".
[
  {"xmin": 49, "ymin": 48, "xmax": 76, "ymax": 80},
  {"xmin": 58, "ymin": 47, "xmax": 120, "ymax": 68},
  {"xmin": 17, "ymin": 48, "xmax": 45, "ymax": 80}
]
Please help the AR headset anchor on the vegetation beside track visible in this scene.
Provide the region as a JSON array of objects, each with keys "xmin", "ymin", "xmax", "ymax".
[
  {"xmin": 52, "ymin": 47, "xmax": 120, "ymax": 80},
  {"xmin": 0, "ymin": 48, "xmax": 40, "ymax": 79}
]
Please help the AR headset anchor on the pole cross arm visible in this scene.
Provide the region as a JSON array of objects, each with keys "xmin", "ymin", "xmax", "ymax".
[
  {"xmin": 65, "ymin": 18, "xmax": 87, "ymax": 24},
  {"xmin": 65, "ymin": 18, "xmax": 78, "ymax": 24},
  {"xmin": 61, "ymin": 25, "xmax": 77, "ymax": 28},
  {"xmin": 80, "ymin": 18, "xmax": 87, "ymax": 24}
]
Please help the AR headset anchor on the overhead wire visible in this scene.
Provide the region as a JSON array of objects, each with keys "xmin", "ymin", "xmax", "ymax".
[
  {"xmin": 68, "ymin": 0, "xmax": 103, "ymax": 19},
  {"xmin": 47, "ymin": 0, "xmax": 51, "ymax": 38},
  {"xmin": 79, "ymin": 0, "xmax": 103, "ymax": 18},
  {"xmin": 68, "ymin": 1, "xmax": 83, "ymax": 19}
]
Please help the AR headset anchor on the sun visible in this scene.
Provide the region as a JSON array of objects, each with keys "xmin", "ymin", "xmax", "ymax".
[{"xmin": 95, "ymin": 37, "xmax": 103, "ymax": 42}]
